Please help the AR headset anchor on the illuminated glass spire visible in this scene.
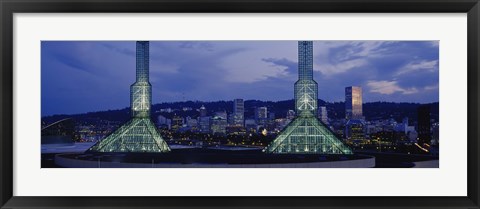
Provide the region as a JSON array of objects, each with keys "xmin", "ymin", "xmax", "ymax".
[
  {"xmin": 264, "ymin": 41, "xmax": 352, "ymax": 154},
  {"xmin": 131, "ymin": 41, "xmax": 152, "ymax": 118},
  {"xmin": 88, "ymin": 41, "xmax": 170, "ymax": 153},
  {"xmin": 295, "ymin": 41, "xmax": 318, "ymax": 116}
]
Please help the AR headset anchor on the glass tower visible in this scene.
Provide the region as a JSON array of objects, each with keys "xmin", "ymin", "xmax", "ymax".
[
  {"xmin": 345, "ymin": 86, "xmax": 363, "ymax": 120},
  {"xmin": 264, "ymin": 41, "xmax": 352, "ymax": 154},
  {"xmin": 233, "ymin": 99, "xmax": 245, "ymax": 126},
  {"xmin": 88, "ymin": 41, "xmax": 170, "ymax": 153},
  {"xmin": 131, "ymin": 42, "xmax": 152, "ymax": 118},
  {"xmin": 295, "ymin": 41, "xmax": 318, "ymax": 116}
]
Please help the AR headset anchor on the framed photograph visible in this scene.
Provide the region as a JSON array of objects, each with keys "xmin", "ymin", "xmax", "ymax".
[{"xmin": 1, "ymin": 0, "xmax": 479, "ymax": 208}]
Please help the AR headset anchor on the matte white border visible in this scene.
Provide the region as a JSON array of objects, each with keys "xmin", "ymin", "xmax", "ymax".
[{"xmin": 13, "ymin": 13, "xmax": 467, "ymax": 196}]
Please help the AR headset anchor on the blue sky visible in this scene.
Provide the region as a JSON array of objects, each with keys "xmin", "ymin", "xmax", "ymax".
[{"xmin": 41, "ymin": 41, "xmax": 439, "ymax": 116}]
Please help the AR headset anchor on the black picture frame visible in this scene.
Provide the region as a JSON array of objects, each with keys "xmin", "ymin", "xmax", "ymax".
[{"xmin": 1, "ymin": 0, "xmax": 479, "ymax": 208}]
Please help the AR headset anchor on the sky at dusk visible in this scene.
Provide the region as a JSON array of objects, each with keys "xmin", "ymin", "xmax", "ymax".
[{"xmin": 41, "ymin": 41, "xmax": 439, "ymax": 116}]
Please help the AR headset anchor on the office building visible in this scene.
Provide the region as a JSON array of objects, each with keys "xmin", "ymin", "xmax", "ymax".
[
  {"xmin": 211, "ymin": 111, "xmax": 227, "ymax": 135},
  {"xmin": 233, "ymin": 99, "xmax": 245, "ymax": 126},
  {"xmin": 255, "ymin": 106, "xmax": 268, "ymax": 126},
  {"xmin": 345, "ymin": 86, "xmax": 363, "ymax": 120}
]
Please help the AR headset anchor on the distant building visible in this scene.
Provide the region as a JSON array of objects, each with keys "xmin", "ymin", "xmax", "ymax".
[
  {"xmin": 186, "ymin": 118, "xmax": 198, "ymax": 132},
  {"xmin": 172, "ymin": 115, "xmax": 183, "ymax": 132},
  {"xmin": 233, "ymin": 99, "xmax": 245, "ymax": 126},
  {"xmin": 244, "ymin": 119, "xmax": 257, "ymax": 133},
  {"xmin": 286, "ymin": 110, "xmax": 295, "ymax": 120},
  {"xmin": 199, "ymin": 105, "xmax": 207, "ymax": 117},
  {"xmin": 319, "ymin": 106, "xmax": 328, "ymax": 124},
  {"xmin": 432, "ymin": 123, "xmax": 439, "ymax": 145},
  {"xmin": 157, "ymin": 115, "xmax": 171, "ymax": 129},
  {"xmin": 268, "ymin": 112, "xmax": 275, "ymax": 120},
  {"xmin": 345, "ymin": 86, "xmax": 363, "ymax": 120},
  {"xmin": 417, "ymin": 104, "xmax": 431, "ymax": 146},
  {"xmin": 255, "ymin": 107, "xmax": 268, "ymax": 125},
  {"xmin": 198, "ymin": 116, "xmax": 211, "ymax": 133},
  {"xmin": 211, "ymin": 112, "xmax": 227, "ymax": 135},
  {"xmin": 345, "ymin": 119, "xmax": 365, "ymax": 141}
]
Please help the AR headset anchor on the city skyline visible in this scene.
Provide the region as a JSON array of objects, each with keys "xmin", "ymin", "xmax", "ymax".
[{"xmin": 42, "ymin": 41, "xmax": 439, "ymax": 116}]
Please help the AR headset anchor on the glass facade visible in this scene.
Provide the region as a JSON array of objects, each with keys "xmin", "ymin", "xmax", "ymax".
[
  {"xmin": 89, "ymin": 41, "xmax": 170, "ymax": 153},
  {"xmin": 87, "ymin": 118, "xmax": 170, "ymax": 152},
  {"xmin": 295, "ymin": 80, "xmax": 318, "ymax": 116},
  {"xmin": 233, "ymin": 99, "xmax": 245, "ymax": 126},
  {"xmin": 265, "ymin": 41, "xmax": 353, "ymax": 154},
  {"xmin": 264, "ymin": 111, "xmax": 353, "ymax": 154},
  {"xmin": 345, "ymin": 86, "xmax": 363, "ymax": 120},
  {"xmin": 131, "ymin": 82, "xmax": 151, "ymax": 118}
]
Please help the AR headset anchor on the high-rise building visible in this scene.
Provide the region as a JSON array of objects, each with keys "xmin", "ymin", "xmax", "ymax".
[
  {"xmin": 211, "ymin": 111, "xmax": 227, "ymax": 135},
  {"xmin": 233, "ymin": 99, "xmax": 245, "ymax": 126},
  {"xmin": 198, "ymin": 116, "xmax": 211, "ymax": 133},
  {"xmin": 319, "ymin": 106, "xmax": 328, "ymax": 124},
  {"xmin": 345, "ymin": 86, "xmax": 363, "ymax": 120},
  {"xmin": 264, "ymin": 41, "xmax": 352, "ymax": 154},
  {"xmin": 255, "ymin": 107, "xmax": 268, "ymax": 125},
  {"xmin": 417, "ymin": 104, "xmax": 431, "ymax": 146},
  {"xmin": 88, "ymin": 41, "xmax": 170, "ymax": 153}
]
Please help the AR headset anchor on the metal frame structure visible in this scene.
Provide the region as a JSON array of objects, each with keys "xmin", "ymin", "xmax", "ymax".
[
  {"xmin": 265, "ymin": 41, "xmax": 352, "ymax": 154},
  {"xmin": 88, "ymin": 41, "xmax": 170, "ymax": 153}
]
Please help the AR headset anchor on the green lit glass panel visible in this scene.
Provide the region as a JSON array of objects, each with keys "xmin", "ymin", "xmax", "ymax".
[
  {"xmin": 264, "ymin": 111, "xmax": 352, "ymax": 154},
  {"xmin": 88, "ymin": 41, "xmax": 170, "ymax": 153},
  {"xmin": 265, "ymin": 41, "xmax": 353, "ymax": 154},
  {"xmin": 88, "ymin": 118, "xmax": 170, "ymax": 152},
  {"xmin": 131, "ymin": 82, "xmax": 151, "ymax": 118}
]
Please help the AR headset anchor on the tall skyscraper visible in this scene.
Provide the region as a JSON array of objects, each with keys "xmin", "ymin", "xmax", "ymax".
[
  {"xmin": 233, "ymin": 99, "xmax": 245, "ymax": 126},
  {"xmin": 211, "ymin": 111, "xmax": 227, "ymax": 135},
  {"xmin": 88, "ymin": 41, "xmax": 170, "ymax": 153},
  {"xmin": 345, "ymin": 86, "xmax": 363, "ymax": 120},
  {"xmin": 264, "ymin": 41, "xmax": 352, "ymax": 154},
  {"xmin": 255, "ymin": 107, "xmax": 268, "ymax": 125},
  {"xmin": 198, "ymin": 116, "xmax": 211, "ymax": 133}
]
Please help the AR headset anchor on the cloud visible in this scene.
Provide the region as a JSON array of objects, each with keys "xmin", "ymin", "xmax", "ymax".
[
  {"xmin": 178, "ymin": 41, "xmax": 214, "ymax": 51},
  {"xmin": 332, "ymin": 41, "xmax": 396, "ymax": 61},
  {"xmin": 320, "ymin": 58, "xmax": 368, "ymax": 75},
  {"xmin": 261, "ymin": 58, "xmax": 298, "ymax": 75},
  {"xmin": 367, "ymin": 80, "xmax": 419, "ymax": 95},
  {"xmin": 42, "ymin": 41, "xmax": 440, "ymax": 116},
  {"xmin": 424, "ymin": 84, "xmax": 439, "ymax": 91},
  {"xmin": 314, "ymin": 41, "xmax": 397, "ymax": 76},
  {"xmin": 395, "ymin": 60, "xmax": 438, "ymax": 75}
]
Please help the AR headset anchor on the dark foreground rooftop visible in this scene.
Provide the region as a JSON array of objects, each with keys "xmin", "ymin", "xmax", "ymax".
[{"xmin": 45, "ymin": 148, "xmax": 376, "ymax": 168}]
